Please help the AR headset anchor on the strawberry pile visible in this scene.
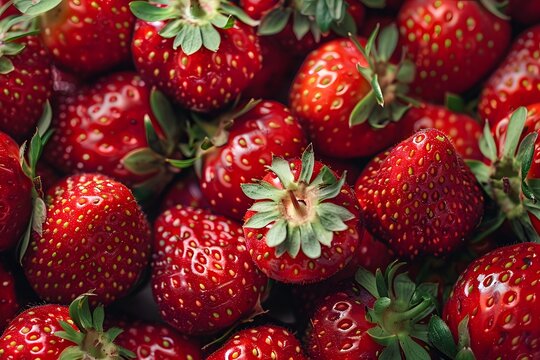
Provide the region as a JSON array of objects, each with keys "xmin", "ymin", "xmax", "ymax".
[{"xmin": 2, "ymin": 0, "xmax": 540, "ymax": 358}]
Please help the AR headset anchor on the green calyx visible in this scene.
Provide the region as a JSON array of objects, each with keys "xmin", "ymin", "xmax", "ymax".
[
  {"xmin": 54, "ymin": 293, "xmax": 135, "ymax": 360},
  {"xmin": 240, "ymin": 145, "xmax": 355, "ymax": 259},
  {"xmin": 355, "ymin": 262, "xmax": 438, "ymax": 360},
  {"xmin": 467, "ymin": 106, "xmax": 540, "ymax": 242},
  {"xmin": 348, "ymin": 23, "xmax": 418, "ymax": 129},
  {"xmin": 258, "ymin": 0, "xmax": 356, "ymax": 41},
  {"xmin": 17, "ymin": 102, "xmax": 53, "ymax": 264},
  {"xmin": 129, "ymin": 0, "xmax": 256, "ymax": 55},
  {"xmin": 478, "ymin": 0, "xmax": 510, "ymax": 20},
  {"xmin": 428, "ymin": 315, "xmax": 476, "ymax": 360},
  {"xmin": 121, "ymin": 89, "xmax": 206, "ymax": 203}
]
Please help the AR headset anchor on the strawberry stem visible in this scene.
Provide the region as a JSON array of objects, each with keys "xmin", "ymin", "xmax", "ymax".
[{"xmin": 288, "ymin": 190, "xmax": 307, "ymax": 218}]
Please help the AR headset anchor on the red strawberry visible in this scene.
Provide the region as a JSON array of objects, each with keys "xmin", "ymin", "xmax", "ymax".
[
  {"xmin": 207, "ymin": 325, "xmax": 307, "ymax": 359},
  {"xmin": 160, "ymin": 171, "xmax": 209, "ymax": 212},
  {"xmin": 401, "ymin": 102, "xmax": 484, "ymax": 161},
  {"xmin": 397, "ymin": 0, "xmax": 510, "ymax": 102},
  {"xmin": 317, "ymin": 155, "xmax": 362, "ymax": 185},
  {"xmin": 0, "ymin": 131, "xmax": 32, "ymax": 252},
  {"xmin": 151, "ymin": 205, "xmax": 267, "ymax": 335},
  {"xmin": 432, "ymin": 243, "xmax": 540, "ymax": 359},
  {"xmin": 241, "ymin": 146, "xmax": 360, "ymax": 283},
  {"xmin": 507, "ymin": 0, "xmax": 540, "ymax": 25},
  {"xmin": 240, "ymin": 0, "xmax": 281, "ymax": 20},
  {"xmin": 38, "ymin": 0, "xmax": 135, "ymax": 75},
  {"xmin": 0, "ymin": 29, "xmax": 53, "ymax": 142},
  {"xmin": 36, "ymin": 161, "xmax": 60, "ymax": 193},
  {"xmin": 357, "ymin": 129, "xmax": 484, "ymax": 259},
  {"xmin": 199, "ymin": 100, "xmax": 306, "ymax": 220},
  {"xmin": 51, "ymin": 65, "xmax": 81, "ymax": 98},
  {"xmin": 307, "ymin": 263, "xmax": 437, "ymax": 359},
  {"xmin": 344, "ymin": 227, "xmax": 395, "ymax": 275},
  {"xmin": 22, "ymin": 173, "xmax": 152, "ymax": 305},
  {"xmin": 0, "ymin": 294, "xmax": 134, "ymax": 359},
  {"xmin": 290, "ymin": 25, "xmax": 416, "ymax": 158},
  {"xmin": 478, "ymin": 25, "xmax": 540, "ymax": 125},
  {"xmin": 114, "ymin": 321, "xmax": 202, "ymax": 359},
  {"xmin": 130, "ymin": 0, "xmax": 262, "ymax": 113},
  {"xmin": 492, "ymin": 103, "xmax": 540, "ymax": 157},
  {"xmin": 0, "ymin": 262, "xmax": 18, "ymax": 330}
]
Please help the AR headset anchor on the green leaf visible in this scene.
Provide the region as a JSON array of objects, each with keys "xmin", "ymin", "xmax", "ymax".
[
  {"xmin": 258, "ymin": 8, "xmax": 290, "ymax": 36},
  {"xmin": 527, "ymin": 178, "xmax": 540, "ymax": 199},
  {"xmin": 150, "ymin": 90, "xmax": 179, "ymax": 150},
  {"xmin": 201, "ymin": 24, "xmax": 221, "ymax": 52},
  {"xmin": 455, "ymin": 348, "xmax": 477, "ymax": 360},
  {"xmin": 299, "ymin": 223, "xmax": 321, "ymax": 259},
  {"xmin": 479, "ymin": 121, "xmax": 498, "ymax": 162},
  {"xmin": 286, "ymin": 224, "xmax": 301, "ymax": 258},
  {"xmin": 0, "ymin": 56, "xmax": 14, "ymax": 74},
  {"xmin": 292, "ymin": 11, "xmax": 310, "ymax": 40},
  {"xmin": 312, "ymin": 220, "xmax": 332, "ymax": 246},
  {"xmin": 330, "ymin": 10, "xmax": 356, "ymax": 37},
  {"xmin": 428, "ymin": 315, "xmax": 458, "ymax": 359},
  {"xmin": 399, "ymin": 335, "xmax": 431, "ymax": 360},
  {"xmin": 17, "ymin": 211, "xmax": 33, "ymax": 264},
  {"xmin": 241, "ymin": 182, "xmax": 286, "ymax": 201},
  {"xmin": 266, "ymin": 218, "xmax": 287, "ymax": 247},
  {"xmin": 396, "ymin": 59, "xmax": 416, "ymax": 84},
  {"xmin": 249, "ymin": 201, "xmax": 277, "ymax": 212},
  {"xmin": 318, "ymin": 174, "xmax": 347, "ymax": 201},
  {"xmin": 364, "ymin": 23, "xmax": 379, "ymax": 58},
  {"xmin": 122, "ymin": 148, "xmax": 163, "ymax": 175},
  {"xmin": 31, "ymin": 197, "xmax": 46, "ymax": 236},
  {"xmin": 299, "ymin": 144, "xmax": 315, "ymax": 183},
  {"xmin": 220, "ymin": 1, "xmax": 258, "ymax": 27},
  {"xmin": 360, "ymin": 0, "xmax": 385, "ymax": 8},
  {"xmin": 244, "ymin": 210, "xmax": 279, "ymax": 229},
  {"xmin": 355, "ymin": 267, "xmax": 378, "ymax": 297},
  {"xmin": 268, "ymin": 156, "xmax": 295, "ymax": 188},
  {"xmin": 371, "ymin": 73, "xmax": 384, "ymax": 106},
  {"xmin": 373, "ymin": 296, "xmax": 392, "ymax": 314},
  {"xmin": 377, "ymin": 23, "xmax": 398, "ymax": 62},
  {"xmin": 317, "ymin": 202, "xmax": 354, "ymax": 222},
  {"xmin": 105, "ymin": 327, "xmax": 124, "ymax": 342},
  {"xmin": 158, "ymin": 19, "xmax": 183, "ymax": 38},
  {"xmin": 375, "ymin": 268, "xmax": 389, "ymax": 298},
  {"xmin": 180, "ymin": 25, "xmax": 203, "ymax": 55},
  {"xmin": 465, "ymin": 160, "xmax": 491, "ymax": 185},
  {"xmin": 165, "ymin": 157, "xmax": 197, "ymax": 168},
  {"xmin": 457, "ymin": 316, "xmax": 472, "ymax": 349},
  {"xmin": 349, "ymin": 90, "xmax": 376, "ymax": 126},
  {"xmin": 129, "ymin": 1, "xmax": 175, "ymax": 22},
  {"xmin": 393, "ymin": 273, "xmax": 416, "ymax": 305},
  {"xmin": 211, "ymin": 13, "xmax": 234, "ymax": 29},
  {"xmin": 503, "ymin": 107, "xmax": 528, "ymax": 159},
  {"xmin": 517, "ymin": 132, "xmax": 538, "ymax": 181},
  {"xmin": 2, "ymin": 42, "xmax": 25, "ymax": 56},
  {"xmin": 28, "ymin": 129, "xmax": 44, "ymax": 174},
  {"xmin": 379, "ymin": 340, "xmax": 401, "ymax": 360},
  {"xmin": 315, "ymin": 0, "xmax": 334, "ymax": 33},
  {"xmin": 14, "ymin": 0, "xmax": 62, "ymax": 15},
  {"xmin": 445, "ymin": 93, "xmax": 465, "ymax": 113},
  {"xmin": 478, "ymin": 0, "xmax": 510, "ymax": 20},
  {"xmin": 37, "ymin": 101, "xmax": 52, "ymax": 137}
]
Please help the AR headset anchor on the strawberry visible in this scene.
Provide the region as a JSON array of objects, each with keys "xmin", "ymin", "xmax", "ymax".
[
  {"xmin": 317, "ymin": 155, "xmax": 362, "ymax": 185},
  {"xmin": 401, "ymin": 102, "xmax": 484, "ymax": 161},
  {"xmin": 0, "ymin": 16, "xmax": 53, "ymax": 142},
  {"xmin": 45, "ymin": 74, "xmax": 190, "ymax": 202},
  {"xmin": 130, "ymin": 0, "xmax": 261, "ymax": 112},
  {"xmin": 357, "ymin": 129, "xmax": 484, "ymax": 259},
  {"xmin": 289, "ymin": 25, "xmax": 417, "ymax": 158},
  {"xmin": 429, "ymin": 243, "xmax": 540, "ymax": 359},
  {"xmin": 307, "ymin": 263, "xmax": 438, "ymax": 359},
  {"xmin": 160, "ymin": 171, "xmax": 209, "ymax": 212},
  {"xmin": 0, "ymin": 294, "xmax": 134, "ymax": 359},
  {"xmin": 199, "ymin": 100, "xmax": 306, "ymax": 220},
  {"xmin": 22, "ymin": 173, "xmax": 152, "ymax": 305},
  {"xmin": 397, "ymin": 0, "xmax": 511, "ymax": 102},
  {"xmin": 206, "ymin": 325, "xmax": 307, "ymax": 359},
  {"xmin": 113, "ymin": 321, "xmax": 202, "ymax": 359},
  {"xmin": 0, "ymin": 262, "xmax": 18, "ymax": 330},
  {"xmin": 24, "ymin": 0, "xmax": 136, "ymax": 75},
  {"xmin": 151, "ymin": 205, "xmax": 267, "ymax": 335},
  {"xmin": 478, "ymin": 25, "xmax": 540, "ymax": 126},
  {"xmin": 241, "ymin": 145, "xmax": 360, "ymax": 284},
  {"xmin": 343, "ymin": 227, "xmax": 395, "ymax": 275}
]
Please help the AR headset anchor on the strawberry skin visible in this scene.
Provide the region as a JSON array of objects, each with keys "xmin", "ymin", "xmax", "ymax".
[
  {"xmin": 132, "ymin": 20, "xmax": 262, "ymax": 112},
  {"xmin": 479, "ymin": 25, "xmax": 540, "ymax": 126},
  {"xmin": 41, "ymin": 0, "xmax": 135, "ymax": 75},
  {"xmin": 45, "ymin": 72, "xmax": 155, "ymax": 187},
  {"xmin": 0, "ymin": 36, "xmax": 53, "ymax": 142},
  {"xmin": 357, "ymin": 129, "xmax": 484, "ymax": 259},
  {"xmin": 444, "ymin": 243, "xmax": 540, "ymax": 358},
  {"xmin": 22, "ymin": 173, "xmax": 152, "ymax": 305},
  {"xmin": 397, "ymin": 0, "xmax": 510, "ymax": 102},
  {"xmin": 200, "ymin": 100, "xmax": 306, "ymax": 220},
  {"xmin": 160, "ymin": 171, "xmax": 209, "ymax": 212},
  {"xmin": 114, "ymin": 321, "xmax": 202, "ymax": 359},
  {"xmin": 151, "ymin": 205, "xmax": 267, "ymax": 335},
  {"xmin": 0, "ymin": 304, "xmax": 74, "ymax": 358},
  {"xmin": 0, "ymin": 131, "xmax": 32, "ymax": 252},
  {"xmin": 401, "ymin": 102, "xmax": 484, "ymax": 161},
  {"xmin": 207, "ymin": 325, "xmax": 307, "ymax": 359},
  {"xmin": 0, "ymin": 262, "xmax": 19, "ymax": 330},
  {"xmin": 289, "ymin": 38, "xmax": 400, "ymax": 158}
]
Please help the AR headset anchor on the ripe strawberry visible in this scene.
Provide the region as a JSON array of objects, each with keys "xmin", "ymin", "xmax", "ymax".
[
  {"xmin": 357, "ymin": 129, "xmax": 484, "ymax": 259},
  {"xmin": 492, "ymin": 103, "xmax": 540, "ymax": 157},
  {"xmin": 479, "ymin": 26, "xmax": 540, "ymax": 126},
  {"xmin": 45, "ymin": 74, "xmax": 188, "ymax": 202},
  {"xmin": 199, "ymin": 100, "xmax": 306, "ymax": 220},
  {"xmin": 130, "ymin": 0, "xmax": 261, "ymax": 112},
  {"xmin": 160, "ymin": 171, "xmax": 209, "ymax": 212},
  {"xmin": 113, "ymin": 321, "xmax": 202, "ymax": 359},
  {"xmin": 241, "ymin": 146, "xmax": 360, "ymax": 283},
  {"xmin": 290, "ymin": 25, "xmax": 416, "ymax": 158},
  {"xmin": 343, "ymin": 227, "xmax": 395, "ymax": 276},
  {"xmin": 22, "ymin": 173, "xmax": 152, "ymax": 305},
  {"xmin": 151, "ymin": 205, "xmax": 267, "ymax": 335},
  {"xmin": 430, "ymin": 243, "xmax": 540, "ymax": 359},
  {"xmin": 0, "ymin": 22, "xmax": 53, "ymax": 142},
  {"xmin": 35, "ymin": 0, "xmax": 135, "ymax": 75},
  {"xmin": 0, "ymin": 262, "xmax": 18, "ymax": 330},
  {"xmin": 401, "ymin": 102, "xmax": 484, "ymax": 161},
  {"xmin": 317, "ymin": 155, "xmax": 362, "ymax": 185},
  {"xmin": 0, "ymin": 294, "xmax": 134, "ymax": 359},
  {"xmin": 207, "ymin": 325, "xmax": 307, "ymax": 359},
  {"xmin": 397, "ymin": 0, "xmax": 510, "ymax": 102},
  {"xmin": 307, "ymin": 263, "xmax": 437, "ymax": 359}
]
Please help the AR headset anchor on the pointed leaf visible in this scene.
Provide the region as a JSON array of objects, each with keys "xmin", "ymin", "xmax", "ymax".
[
  {"xmin": 399, "ymin": 335, "xmax": 431, "ymax": 360},
  {"xmin": 37, "ymin": 101, "xmax": 52, "ymax": 137},
  {"xmin": 396, "ymin": 59, "xmax": 415, "ymax": 84},
  {"xmin": 241, "ymin": 182, "xmax": 286, "ymax": 201},
  {"xmin": 292, "ymin": 11, "xmax": 310, "ymax": 39},
  {"xmin": 14, "ymin": 0, "xmax": 62, "ymax": 15},
  {"xmin": 266, "ymin": 218, "xmax": 287, "ymax": 247},
  {"xmin": 165, "ymin": 157, "xmax": 197, "ymax": 168},
  {"xmin": 287, "ymin": 224, "xmax": 301, "ymax": 258},
  {"xmin": 371, "ymin": 73, "xmax": 384, "ymax": 106},
  {"xmin": 364, "ymin": 23, "xmax": 380, "ymax": 58},
  {"xmin": 220, "ymin": 1, "xmax": 258, "ymax": 27},
  {"xmin": 379, "ymin": 340, "xmax": 401, "ymax": 360},
  {"xmin": 201, "ymin": 23, "xmax": 221, "ymax": 52},
  {"xmin": 312, "ymin": 220, "xmax": 333, "ymax": 246},
  {"xmin": 268, "ymin": 156, "xmax": 294, "ymax": 188},
  {"xmin": 299, "ymin": 144, "xmax": 315, "ymax": 183},
  {"xmin": 92, "ymin": 306, "xmax": 105, "ymax": 332},
  {"xmin": 122, "ymin": 148, "xmax": 163, "ymax": 175},
  {"xmin": 31, "ymin": 197, "xmax": 46, "ymax": 236},
  {"xmin": 479, "ymin": 121, "xmax": 498, "ymax": 162},
  {"xmin": 517, "ymin": 132, "xmax": 538, "ymax": 181},
  {"xmin": 377, "ymin": 23, "xmax": 398, "ymax": 61},
  {"xmin": 129, "ymin": 2, "xmax": 175, "ymax": 22},
  {"xmin": 503, "ymin": 107, "xmax": 528, "ymax": 159},
  {"xmin": 180, "ymin": 25, "xmax": 203, "ymax": 55},
  {"xmin": 360, "ymin": 0, "xmax": 385, "ymax": 8},
  {"xmin": 249, "ymin": 201, "xmax": 277, "ymax": 212},
  {"xmin": 158, "ymin": 19, "xmax": 183, "ymax": 38},
  {"xmin": 258, "ymin": 8, "xmax": 290, "ymax": 36},
  {"xmin": 0, "ymin": 56, "xmax": 14, "ymax": 74},
  {"xmin": 330, "ymin": 10, "xmax": 356, "ymax": 37},
  {"xmin": 355, "ymin": 267, "xmax": 378, "ymax": 297},
  {"xmin": 211, "ymin": 13, "xmax": 234, "ymax": 29},
  {"xmin": 428, "ymin": 315, "xmax": 458, "ymax": 358},
  {"xmin": 318, "ymin": 174, "xmax": 347, "ymax": 201},
  {"xmin": 393, "ymin": 272, "xmax": 416, "ymax": 305},
  {"xmin": 315, "ymin": 0, "xmax": 334, "ymax": 33},
  {"xmin": 244, "ymin": 210, "xmax": 279, "ymax": 229},
  {"xmin": 299, "ymin": 224, "xmax": 321, "ymax": 259},
  {"xmin": 349, "ymin": 90, "xmax": 376, "ymax": 126},
  {"xmin": 317, "ymin": 202, "xmax": 355, "ymax": 221},
  {"xmin": 150, "ymin": 90, "xmax": 179, "ymax": 148}
]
